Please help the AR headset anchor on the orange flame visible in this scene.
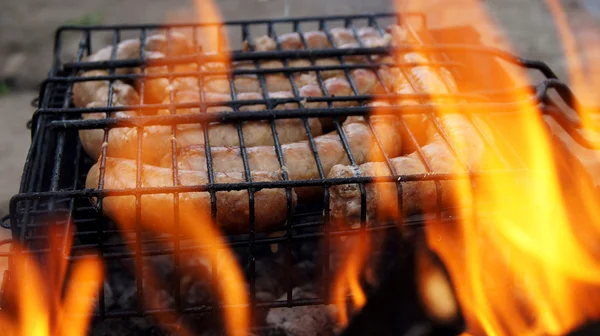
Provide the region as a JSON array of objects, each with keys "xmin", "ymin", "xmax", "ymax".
[
  {"xmin": 546, "ymin": 0, "xmax": 600, "ymax": 130},
  {"xmin": 0, "ymin": 224, "xmax": 103, "ymax": 336},
  {"xmin": 402, "ymin": 0, "xmax": 600, "ymax": 335},
  {"xmin": 331, "ymin": 232, "xmax": 370, "ymax": 328},
  {"xmin": 131, "ymin": 1, "xmax": 249, "ymax": 334},
  {"xmin": 333, "ymin": 0, "xmax": 600, "ymax": 333}
]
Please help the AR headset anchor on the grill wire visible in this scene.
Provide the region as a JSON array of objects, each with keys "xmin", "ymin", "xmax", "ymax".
[{"xmin": 1, "ymin": 12, "xmax": 594, "ymax": 334}]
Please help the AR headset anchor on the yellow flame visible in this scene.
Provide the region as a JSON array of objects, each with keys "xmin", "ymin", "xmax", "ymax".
[
  {"xmin": 334, "ymin": 0, "xmax": 600, "ymax": 333},
  {"xmin": 0, "ymin": 225, "xmax": 103, "ymax": 336},
  {"xmin": 546, "ymin": 0, "xmax": 600, "ymax": 130},
  {"xmin": 332, "ymin": 233, "xmax": 369, "ymax": 327},
  {"xmin": 403, "ymin": 0, "xmax": 600, "ymax": 335}
]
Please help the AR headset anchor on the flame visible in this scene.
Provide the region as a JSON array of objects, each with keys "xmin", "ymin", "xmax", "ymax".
[
  {"xmin": 333, "ymin": 0, "xmax": 600, "ymax": 333},
  {"xmin": 396, "ymin": 0, "xmax": 600, "ymax": 335},
  {"xmin": 194, "ymin": 0, "xmax": 228, "ymax": 56},
  {"xmin": 0, "ymin": 224, "xmax": 103, "ymax": 336},
  {"xmin": 105, "ymin": 183, "xmax": 250, "ymax": 335},
  {"xmin": 331, "ymin": 232, "xmax": 370, "ymax": 328},
  {"xmin": 546, "ymin": 0, "xmax": 600, "ymax": 130},
  {"xmin": 109, "ymin": 2, "xmax": 249, "ymax": 335}
]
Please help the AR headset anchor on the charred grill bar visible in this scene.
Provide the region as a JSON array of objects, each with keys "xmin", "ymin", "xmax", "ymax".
[{"xmin": 1, "ymin": 12, "xmax": 594, "ymax": 336}]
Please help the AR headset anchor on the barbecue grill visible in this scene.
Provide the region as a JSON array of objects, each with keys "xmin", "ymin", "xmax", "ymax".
[{"xmin": 1, "ymin": 12, "xmax": 595, "ymax": 335}]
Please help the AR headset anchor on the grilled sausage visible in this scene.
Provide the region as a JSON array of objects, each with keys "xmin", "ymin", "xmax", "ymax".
[
  {"xmin": 246, "ymin": 28, "xmax": 391, "ymax": 80},
  {"xmin": 73, "ymin": 32, "xmax": 194, "ymax": 107},
  {"xmin": 140, "ymin": 52, "xmax": 199, "ymax": 104},
  {"xmin": 250, "ymin": 28, "xmax": 391, "ymax": 52},
  {"xmin": 163, "ymin": 115, "xmax": 403, "ymax": 200},
  {"xmin": 81, "ymin": 90, "xmax": 323, "ymax": 164},
  {"xmin": 374, "ymin": 40, "xmax": 460, "ymax": 154},
  {"xmin": 79, "ymin": 102, "xmax": 138, "ymax": 162},
  {"xmin": 201, "ymin": 66, "xmax": 378, "ymax": 131},
  {"xmin": 249, "ymin": 31, "xmax": 330, "ymax": 52},
  {"xmin": 328, "ymin": 114, "xmax": 488, "ymax": 224},
  {"xmin": 75, "ymin": 80, "xmax": 141, "ymax": 161},
  {"xmin": 202, "ymin": 68, "xmax": 317, "ymax": 94},
  {"xmin": 72, "ymin": 71, "xmax": 141, "ymax": 109},
  {"xmin": 86, "ymin": 157, "xmax": 296, "ymax": 234}
]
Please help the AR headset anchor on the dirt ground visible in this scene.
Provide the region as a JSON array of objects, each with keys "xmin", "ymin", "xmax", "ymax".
[{"xmin": 0, "ymin": 0, "xmax": 599, "ymax": 223}]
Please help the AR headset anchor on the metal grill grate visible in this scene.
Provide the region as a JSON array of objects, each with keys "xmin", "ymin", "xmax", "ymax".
[{"xmin": 3, "ymin": 12, "xmax": 593, "ymax": 334}]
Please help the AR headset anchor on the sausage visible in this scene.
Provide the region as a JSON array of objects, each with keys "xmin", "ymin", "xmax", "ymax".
[
  {"xmin": 329, "ymin": 27, "xmax": 369, "ymax": 64},
  {"xmin": 75, "ymin": 80, "xmax": 140, "ymax": 161},
  {"xmin": 309, "ymin": 68, "xmax": 380, "ymax": 128},
  {"xmin": 371, "ymin": 33, "xmax": 460, "ymax": 154},
  {"xmin": 163, "ymin": 115, "xmax": 403, "ymax": 200},
  {"xmin": 78, "ymin": 102, "xmax": 138, "ymax": 162},
  {"xmin": 201, "ymin": 64, "xmax": 378, "ymax": 131},
  {"xmin": 72, "ymin": 32, "xmax": 195, "ymax": 109},
  {"xmin": 356, "ymin": 27, "xmax": 393, "ymax": 48},
  {"xmin": 278, "ymin": 31, "xmax": 332, "ymax": 50},
  {"xmin": 81, "ymin": 90, "xmax": 323, "ymax": 164},
  {"xmin": 249, "ymin": 31, "xmax": 331, "ymax": 52},
  {"xmin": 245, "ymin": 28, "xmax": 391, "ymax": 80},
  {"xmin": 248, "ymin": 35, "xmax": 277, "ymax": 52},
  {"xmin": 85, "ymin": 39, "xmax": 142, "ymax": 75},
  {"xmin": 141, "ymin": 52, "xmax": 199, "ymax": 104},
  {"xmin": 137, "ymin": 32, "xmax": 198, "ymax": 103},
  {"xmin": 203, "ymin": 66, "xmax": 316, "ymax": 94},
  {"xmin": 72, "ymin": 71, "xmax": 141, "ymax": 108},
  {"xmin": 86, "ymin": 157, "xmax": 296, "ymax": 234},
  {"xmin": 328, "ymin": 114, "xmax": 488, "ymax": 224},
  {"xmin": 402, "ymin": 52, "xmax": 454, "ymax": 97}
]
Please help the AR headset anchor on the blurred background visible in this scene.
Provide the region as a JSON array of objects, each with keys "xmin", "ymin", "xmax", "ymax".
[{"xmin": 0, "ymin": 0, "xmax": 599, "ymax": 220}]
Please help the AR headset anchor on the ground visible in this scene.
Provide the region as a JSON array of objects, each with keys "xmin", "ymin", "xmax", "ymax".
[{"xmin": 0, "ymin": 0, "xmax": 599, "ymax": 220}]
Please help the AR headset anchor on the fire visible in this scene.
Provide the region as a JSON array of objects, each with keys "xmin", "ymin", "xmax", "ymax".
[
  {"xmin": 0, "ymin": 225, "xmax": 103, "ymax": 336},
  {"xmin": 404, "ymin": 0, "xmax": 600, "ymax": 335},
  {"xmin": 333, "ymin": 0, "xmax": 600, "ymax": 333},
  {"xmin": 332, "ymin": 232, "xmax": 370, "ymax": 328},
  {"xmin": 546, "ymin": 0, "xmax": 600, "ymax": 131},
  {"xmin": 120, "ymin": 1, "xmax": 248, "ymax": 335}
]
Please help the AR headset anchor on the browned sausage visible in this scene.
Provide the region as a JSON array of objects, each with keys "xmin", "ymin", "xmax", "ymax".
[
  {"xmin": 73, "ymin": 33, "xmax": 194, "ymax": 106},
  {"xmin": 86, "ymin": 157, "xmax": 296, "ymax": 234},
  {"xmin": 82, "ymin": 90, "xmax": 323, "ymax": 164},
  {"xmin": 328, "ymin": 114, "xmax": 488, "ymax": 224},
  {"xmin": 163, "ymin": 116, "xmax": 403, "ymax": 200}
]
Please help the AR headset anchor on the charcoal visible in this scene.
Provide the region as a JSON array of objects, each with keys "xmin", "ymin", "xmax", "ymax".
[
  {"xmin": 90, "ymin": 223, "xmax": 396, "ymax": 334},
  {"xmin": 183, "ymin": 278, "xmax": 213, "ymax": 307},
  {"xmin": 255, "ymin": 259, "xmax": 282, "ymax": 295},
  {"xmin": 177, "ymin": 313, "xmax": 226, "ymax": 336},
  {"xmin": 90, "ymin": 317, "xmax": 168, "ymax": 336},
  {"xmin": 147, "ymin": 255, "xmax": 176, "ymax": 279},
  {"xmin": 102, "ymin": 282, "xmax": 115, "ymax": 309},
  {"xmin": 147, "ymin": 289, "xmax": 175, "ymax": 310},
  {"xmin": 265, "ymin": 288, "xmax": 337, "ymax": 336},
  {"xmin": 256, "ymin": 291, "xmax": 277, "ymax": 302},
  {"xmin": 297, "ymin": 240, "xmax": 320, "ymax": 261},
  {"xmin": 291, "ymin": 260, "xmax": 316, "ymax": 289},
  {"xmin": 118, "ymin": 286, "xmax": 139, "ymax": 309}
]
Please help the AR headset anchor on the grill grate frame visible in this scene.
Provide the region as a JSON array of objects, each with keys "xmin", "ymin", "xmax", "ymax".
[{"xmin": 3, "ymin": 12, "xmax": 593, "ymax": 332}]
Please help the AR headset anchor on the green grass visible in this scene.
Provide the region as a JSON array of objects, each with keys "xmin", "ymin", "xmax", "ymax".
[
  {"xmin": 0, "ymin": 83, "xmax": 10, "ymax": 97},
  {"xmin": 64, "ymin": 13, "xmax": 103, "ymax": 26}
]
